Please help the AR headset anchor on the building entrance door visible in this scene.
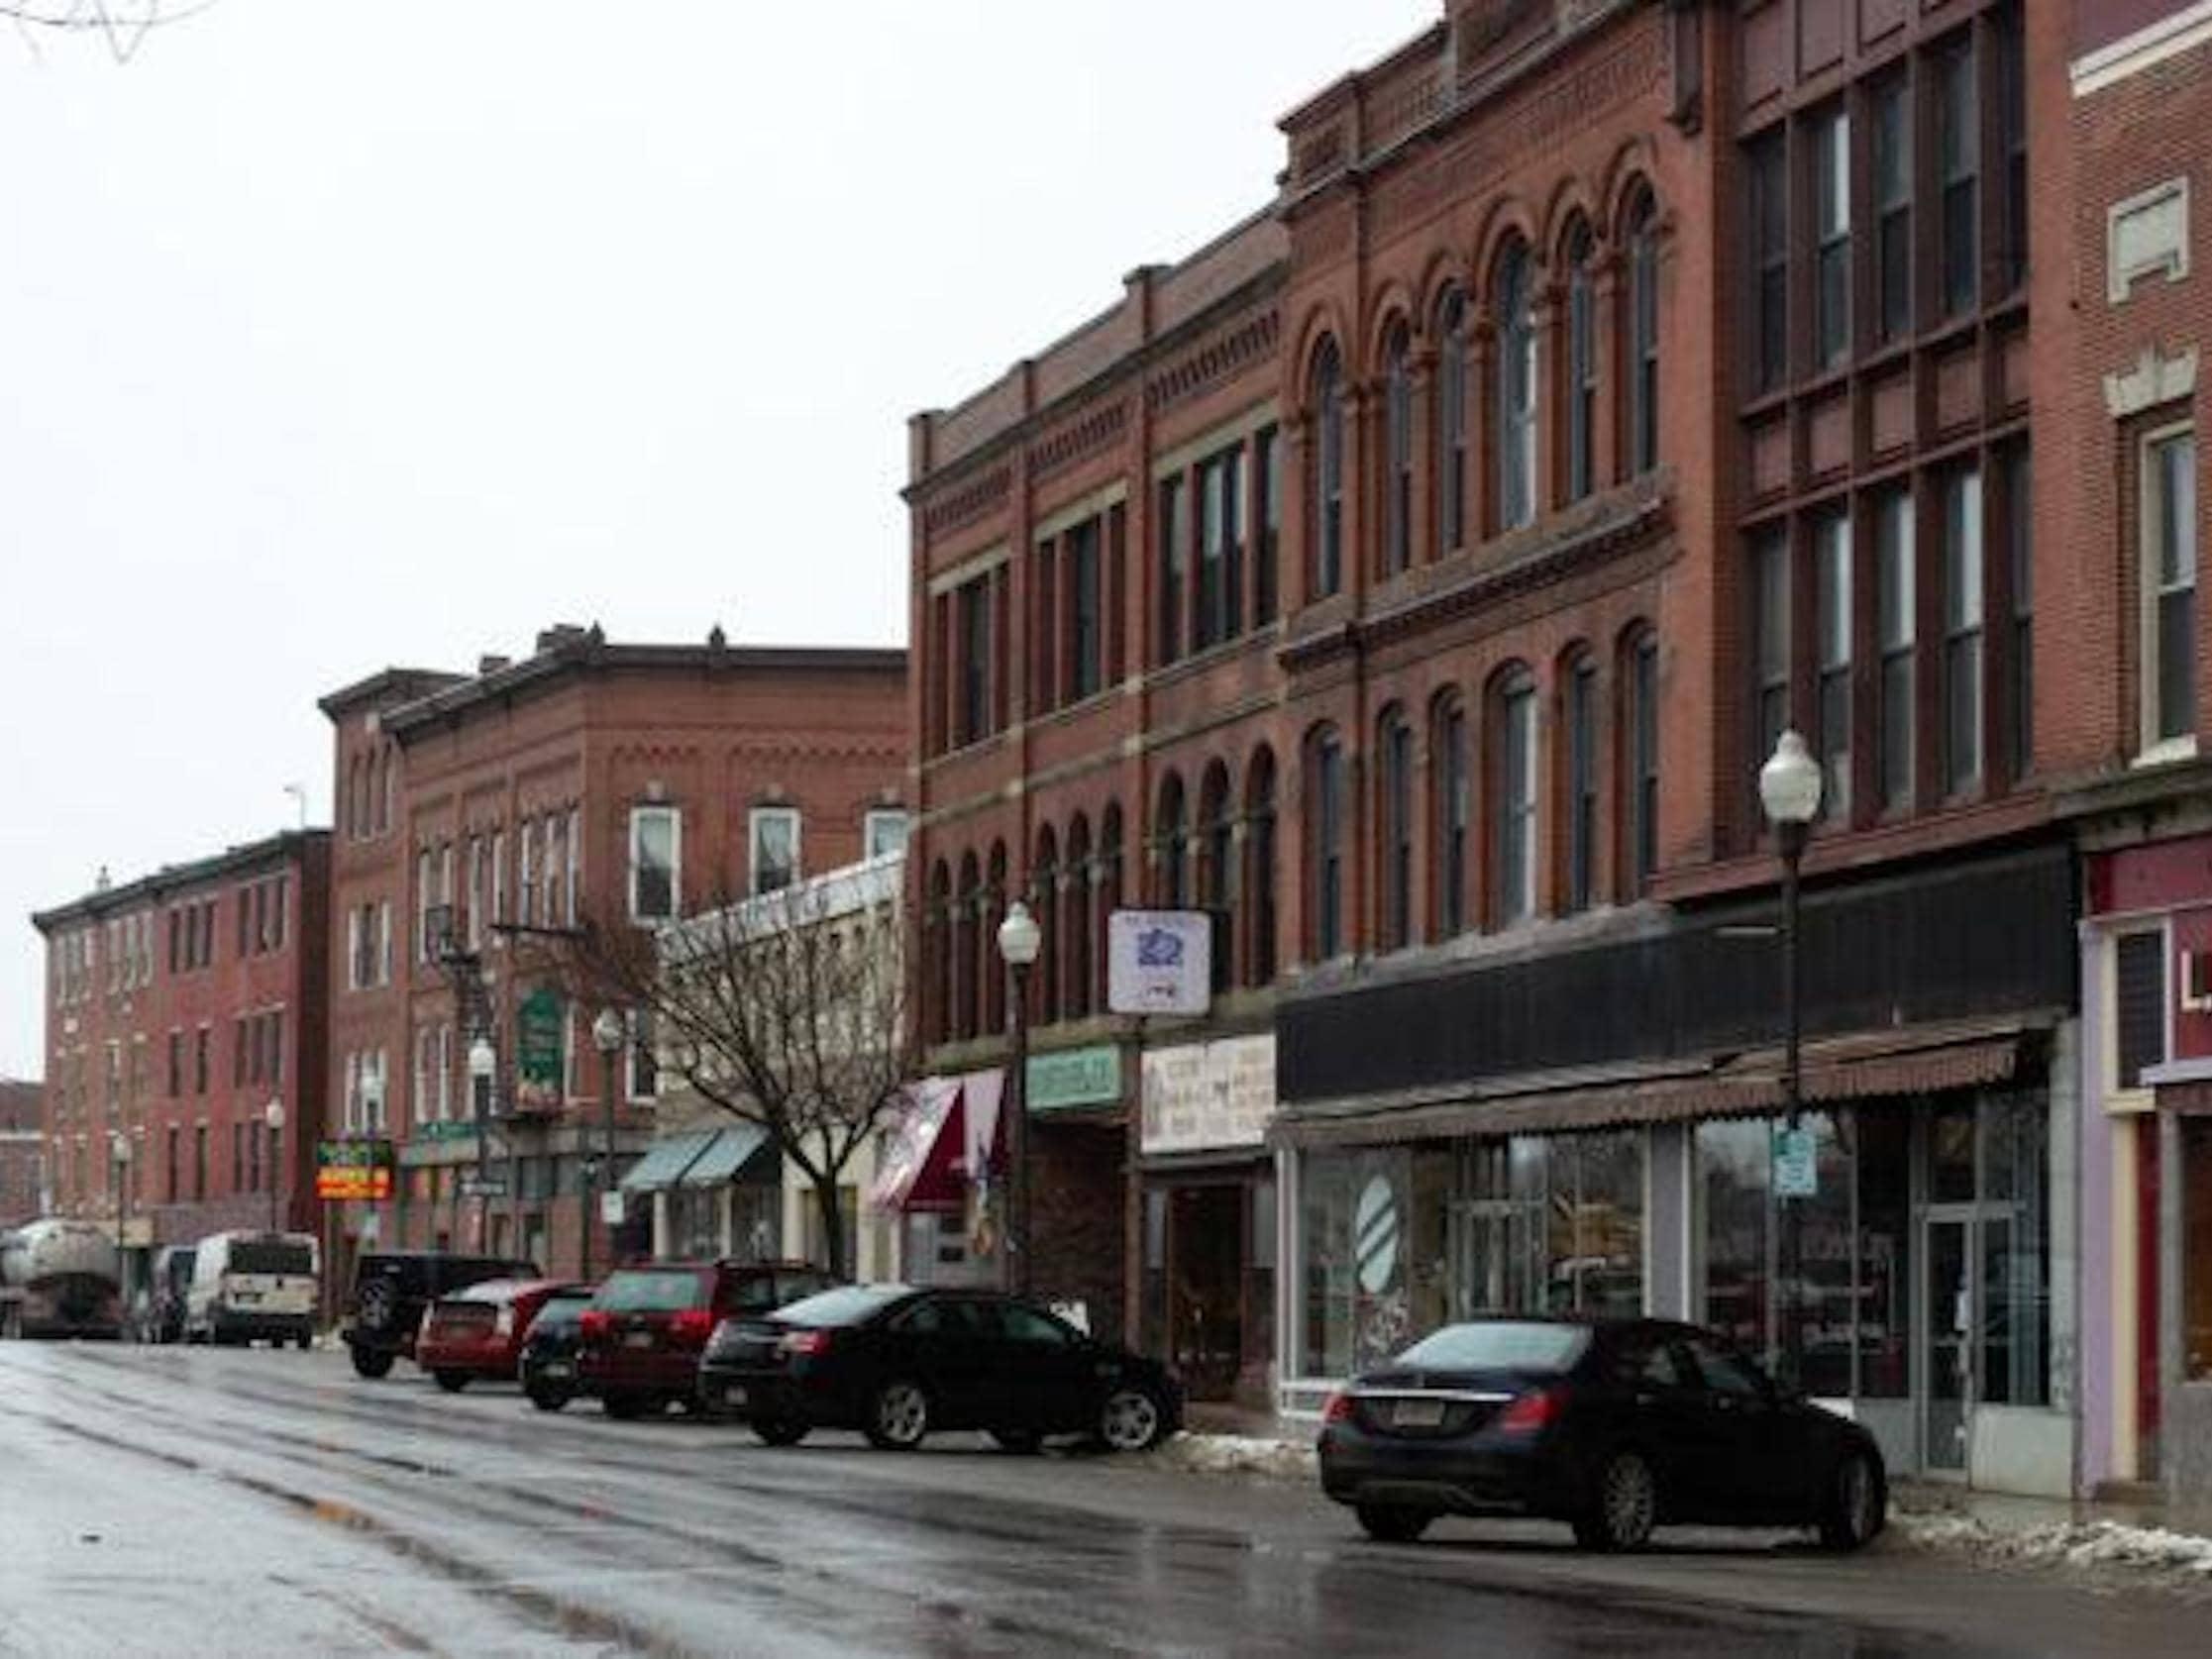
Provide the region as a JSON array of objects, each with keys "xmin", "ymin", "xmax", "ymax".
[
  {"xmin": 1168, "ymin": 1185, "xmax": 1244, "ymax": 1400},
  {"xmin": 1923, "ymin": 1212, "xmax": 1973, "ymax": 1474}
]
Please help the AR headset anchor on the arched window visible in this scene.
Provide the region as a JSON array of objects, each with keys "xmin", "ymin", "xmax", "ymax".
[
  {"xmin": 1198, "ymin": 762, "xmax": 1236, "ymax": 991},
  {"xmin": 1155, "ymin": 773, "xmax": 1190, "ymax": 909},
  {"xmin": 1095, "ymin": 804, "xmax": 1123, "ymax": 1013},
  {"xmin": 1312, "ymin": 340, "xmax": 1345, "ymax": 598},
  {"xmin": 1063, "ymin": 815, "xmax": 1093, "ymax": 1021},
  {"xmin": 1430, "ymin": 691, "xmax": 1471, "ymax": 938},
  {"xmin": 1383, "ymin": 322, "xmax": 1414, "ymax": 576},
  {"xmin": 375, "ymin": 749, "xmax": 394, "ymax": 835},
  {"xmin": 984, "ymin": 842, "xmax": 1008, "ymax": 1035},
  {"xmin": 1244, "ymin": 750, "xmax": 1278, "ymax": 987},
  {"xmin": 925, "ymin": 861, "xmax": 952, "ymax": 1045},
  {"xmin": 1562, "ymin": 648, "xmax": 1600, "ymax": 913},
  {"xmin": 1032, "ymin": 827, "xmax": 1060, "ymax": 1024},
  {"xmin": 1564, "ymin": 221, "xmax": 1598, "ymax": 503},
  {"xmin": 1622, "ymin": 625, "xmax": 1660, "ymax": 896},
  {"xmin": 1491, "ymin": 667, "xmax": 1539, "ymax": 926},
  {"xmin": 1378, "ymin": 707, "xmax": 1415, "ymax": 951},
  {"xmin": 954, "ymin": 852, "xmax": 981, "ymax": 1040},
  {"xmin": 1307, "ymin": 727, "xmax": 1346, "ymax": 960},
  {"xmin": 1434, "ymin": 288, "xmax": 1469, "ymax": 556},
  {"xmin": 1495, "ymin": 240, "xmax": 1538, "ymax": 532},
  {"xmin": 1626, "ymin": 187, "xmax": 1660, "ymax": 475}
]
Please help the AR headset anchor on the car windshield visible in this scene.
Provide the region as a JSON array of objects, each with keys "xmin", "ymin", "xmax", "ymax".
[
  {"xmin": 229, "ymin": 1240, "xmax": 314, "ymax": 1277},
  {"xmin": 773, "ymin": 1284, "xmax": 912, "ymax": 1327},
  {"xmin": 451, "ymin": 1279, "xmax": 522, "ymax": 1304},
  {"xmin": 597, "ymin": 1270, "xmax": 708, "ymax": 1313},
  {"xmin": 1391, "ymin": 1322, "xmax": 1589, "ymax": 1374},
  {"xmin": 532, "ymin": 1294, "xmax": 591, "ymax": 1329}
]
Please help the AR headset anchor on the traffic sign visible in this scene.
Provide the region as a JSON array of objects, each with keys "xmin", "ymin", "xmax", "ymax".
[{"xmin": 461, "ymin": 1174, "xmax": 508, "ymax": 1200}]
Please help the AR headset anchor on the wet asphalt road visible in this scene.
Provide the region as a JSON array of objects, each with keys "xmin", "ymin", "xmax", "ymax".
[{"xmin": 0, "ymin": 1344, "xmax": 2204, "ymax": 1659}]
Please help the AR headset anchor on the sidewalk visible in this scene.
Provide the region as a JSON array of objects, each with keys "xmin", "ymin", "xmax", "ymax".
[{"xmin": 1160, "ymin": 1404, "xmax": 2212, "ymax": 1581}]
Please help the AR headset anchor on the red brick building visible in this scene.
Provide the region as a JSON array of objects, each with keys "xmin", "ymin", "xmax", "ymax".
[
  {"xmin": 908, "ymin": 0, "xmax": 2089, "ymax": 1490},
  {"xmin": 32, "ymin": 832, "xmax": 333, "ymax": 1292},
  {"xmin": 0, "ymin": 1079, "xmax": 43, "ymax": 1229},
  {"xmin": 322, "ymin": 625, "xmax": 906, "ymax": 1284}
]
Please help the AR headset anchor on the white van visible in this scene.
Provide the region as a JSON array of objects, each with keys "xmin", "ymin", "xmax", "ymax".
[{"xmin": 185, "ymin": 1230, "xmax": 320, "ymax": 1349}]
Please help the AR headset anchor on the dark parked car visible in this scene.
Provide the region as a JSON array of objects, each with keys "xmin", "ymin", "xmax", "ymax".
[
  {"xmin": 342, "ymin": 1251, "xmax": 539, "ymax": 1380},
  {"xmin": 142, "ymin": 1244, "xmax": 197, "ymax": 1345},
  {"xmin": 415, "ymin": 1278, "xmax": 584, "ymax": 1392},
  {"xmin": 698, "ymin": 1285, "xmax": 1182, "ymax": 1453},
  {"xmin": 518, "ymin": 1286, "xmax": 598, "ymax": 1411},
  {"xmin": 578, "ymin": 1261, "xmax": 839, "ymax": 1418},
  {"xmin": 1317, "ymin": 1316, "xmax": 1887, "ymax": 1552}
]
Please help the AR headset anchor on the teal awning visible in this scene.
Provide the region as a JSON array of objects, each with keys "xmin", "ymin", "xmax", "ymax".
[
  {"xmin": 619, "ymin": 1130, "xmax": 716, "ymax": 1193},
  {"xmin": 677, "ymin": 1125, "xmax": 773, "ymax": 1189}
]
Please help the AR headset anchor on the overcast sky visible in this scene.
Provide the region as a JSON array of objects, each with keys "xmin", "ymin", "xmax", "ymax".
[{"xmin": 0, "ymin": 0, "xmax": 1431, "ymax": 1080}]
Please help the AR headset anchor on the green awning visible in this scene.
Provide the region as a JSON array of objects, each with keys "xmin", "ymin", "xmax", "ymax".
[
  {"xmin": 677, "ymin": 1125, "xmax": 772, "ymax": 1189},
  {"xmin": 619, "ymin": 1129, "xmax": 716, "ymax": 1193}
]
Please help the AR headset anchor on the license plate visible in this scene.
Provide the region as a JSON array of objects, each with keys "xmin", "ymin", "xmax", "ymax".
[
  {"xmin": 623, "ymin": 1331, "xmax": 655, "ymax": 1349},
  {"xmin": 541, "ymin": 1361, "xmax": 573, "ymax": 1379},
  {"xmin": 1392, "ymin": 1399, "xmax": 1445, "ymax": 1428},
  {"xmin": 718, "ymin": 1385, "xmax": 747, "ymax": 1407}
]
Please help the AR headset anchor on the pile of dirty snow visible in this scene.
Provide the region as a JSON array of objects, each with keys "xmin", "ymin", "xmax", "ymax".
[
  {"xmin": 1154, "ymin": 1432, "xmax": 1317, "ymax": 1481},
  {"xmin": 1897, "ymin": 1513, "xmax": 2212, "ymax": 1580}
]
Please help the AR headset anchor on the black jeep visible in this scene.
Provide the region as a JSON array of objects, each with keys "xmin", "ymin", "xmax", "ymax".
[{"xmin": 342, "ymin": 1251, "xmax": 538, "ymax": 1379}]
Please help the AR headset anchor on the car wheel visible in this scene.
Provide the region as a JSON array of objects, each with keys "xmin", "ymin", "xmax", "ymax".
[
  {"xmin": 295, "ymin": 1331, "xmax": 313, "ymax": 1352},
  {"xmin": 1097, "ymin": 1385, "xmax": 1168, "ymax": 1453},
  {"xmin": 753, "ymin": 1417, "xmax": 810, "ymax": 1448},
  {"xmin": 865, "ymin": 1379, "xmax": 931, "ymax": 1450},
  {"xmin": 433, "ymin": 1370, "xmax": 469, "ymax": 1394},
  {"xmin": 989, "ymin": 1429, "xmax": 1043, "ymax": 1455},
  {"xmin": 602, "ymin": 1393, "xmax": 646, "ymax": 1421},
  {"xmin": 349, "ymin": 1346, "xmax": 394, "ymax": 1380},
  {"xmin": 1355, "ymin": 1504, "xmax": 1432, "ymax": 1544},
  {"xmin": 1575, "ymin": 1450, "xmax": 1658, "ymax": 1552},
  {"xmin": 1818, "ymin": 1449, "xmax": 1886, "ymax": 1552},
  {"xmin": 527, "ymin": 1386, "xmax": 572, "ymax": 1413}
]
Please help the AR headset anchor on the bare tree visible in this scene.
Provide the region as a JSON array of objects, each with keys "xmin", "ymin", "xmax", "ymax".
[
  {"xmin": 540, "ymin": 860, "xmax": 911, "ymax": 1280},
  {"xmin": 5, "ymin": 1, "xmax": 221, "ymax": 62}
]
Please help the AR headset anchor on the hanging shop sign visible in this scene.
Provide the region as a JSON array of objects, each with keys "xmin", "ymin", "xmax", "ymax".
[
  {"xmin": 316, "ymin": 1138, "xmax": 396, "ymax": 1202},
  {"xmin": 1140, "ymin": 1034, "xmax": 1275, "ymax": 1156},
  {"xmin": 1107, "ymin": 910, "xmax": 1211, "ymax": 1016},
  {"xmin": 1026, "ymin": 1044, "xmax": 1122, "ymax": 1113},
  {"xmin": 1772, "ymin": 1125, "xmax": 1820, "ymax": 1198},
  {"xmin": 514, "ymin": 985, "xmax": 567, "ymax": 1110}
]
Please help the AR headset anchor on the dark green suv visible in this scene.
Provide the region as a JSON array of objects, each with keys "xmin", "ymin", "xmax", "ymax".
[{"xmin": 343, "ymin": 1251, "xmax": 538, "ymax": 1379}]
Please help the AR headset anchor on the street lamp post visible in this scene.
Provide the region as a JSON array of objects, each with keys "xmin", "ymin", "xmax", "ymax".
[
  {"xmin": 996, "ymin": 900, "xmax": 1042, "ymax": 1298},
  {"xmin": 589, "ymin": 1006, "xmax": 626, "ymax": 1285},
  {"xmin": 1758, "ymin": 729, "xmax": 1824, "ymax": 1393},
  {"xmin": 264, "ymin": 1099, "xmax": 286, "ymax": 1233},
  {"xmin": 109, "ymin": 1129, "xmax": 131, "ymax": 1321},
  {"xmin": 468, "ymin": 1037, "xmax": 496, "ymax": 1247}
]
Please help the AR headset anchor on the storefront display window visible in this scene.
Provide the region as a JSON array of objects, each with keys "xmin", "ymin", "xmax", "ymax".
[
  {"xmin": 1696, "ymin": 1111, "xmax": 1850, "ymax": 1397},
  {"xmin": 1451, "ymin": 1130, "xmax": 1643, "ymax": 1322},
  {"xmin": 1980, "ymin": 1091, "xmax": 2049, "ymax": 1407},
  {"xmin": 1301, "ymin": 1150, "xmax": 1410, "ymax": 1376},
  {"xmin": 1854, "ymin": 1109, "xmax": 1911, "ymax": 1399}
]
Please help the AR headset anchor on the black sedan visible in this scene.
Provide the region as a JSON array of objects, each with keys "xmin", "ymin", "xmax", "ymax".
[
  {"xmin": 698, "ymin": 1284, "xmax": 1182, "ymax": 1453},
  {"xmin": 1317, "ymin": 1316, "xmax": 1886, "ymax": 1552},
  {"xmin": 517, "ymin": 1286, "xmax": 596, "ymax": 1411}
]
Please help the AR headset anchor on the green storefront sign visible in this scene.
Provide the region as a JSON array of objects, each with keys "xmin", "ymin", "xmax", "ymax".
[
  {"xmin": 1025, "ymin": 1045, "xmax": 1121, "ymax": 1113},
  {"xmin": 515, "ymin": 985, "xmax": 567, "ymax": 1109}
]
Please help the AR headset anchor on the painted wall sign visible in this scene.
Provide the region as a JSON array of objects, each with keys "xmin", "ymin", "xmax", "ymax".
[
  {"xmin": 1140, "ymin": 1034, "xmax": 1275, "ymax": 1156},
  {"xmin": 1026, "ymin": 1045, "xmax": 1121, "ymax": 1113}
]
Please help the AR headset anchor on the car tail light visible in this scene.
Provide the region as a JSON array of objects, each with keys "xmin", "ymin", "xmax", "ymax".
[
  {"xmin": 670, "ymin": 1309, "xmax": 715, "ymax": 1346},
  {"xmin": 777, "ymin": 1327, "xmax": 835, "ymax": 1358},
  {"xmin": 493, "ymin": 1305, "xmax": 515, "ymax": 1338},
  {"xmin": 1493, "ymin": 1387, "xmax": 1562, "ymax": 1436},
  {"xmin": 578, "ymin": 1310, "xmax": 610, "ymax": 1344},
  {"xmin": 1321, "ymin": 1391, "xmax": 1355, "ymax": 1424}
]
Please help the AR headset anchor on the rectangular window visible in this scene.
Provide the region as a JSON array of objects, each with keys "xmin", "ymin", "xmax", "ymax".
[
  {"xmin": 1566, "ymin": 661, "xmax": 1598, "ymax": 912},
  {"xmin": 1814, "ymin": 106, "xmax": 1850, "ymax": 368},
  {"xmin": 1816, "ymin": 510, "xmax": 1853, "ymax": 818},
  {"xmin": 1750, "ymin": 131, "xmax": 1789, "ymax": 392},
  {"xmin": 166, "ymin": 1030, "xmax": 181, "ymax": 1097},
  {"xmin": 165, "ymin": 1125, "xmax": 179, "ymax": 1204},
  {"xmin": 417, "ymin": 848, "xmax": 436, "ymax": 961},
  {"xmin": 627, "ymin": 1010, "xmax": 659, "ymax": 1102},
  {"xmin": 518, "ymin": 821, "xmax": 537, "ymax": 927},
  {"xmin": 1254, "ymin": 426, "xmax": 1281, "ymax": 624},
  {"xmin": 957, "ymin": 576, "xmax": 992, "ymax": 745},
  {"xmin": 1878, "ymin": 489, "xmax": 1917, "ymax": 808},
  {"xmin": 2115, "ymin": 930, "xmax": 2167, "ymax": 1089},
  {"xmin": 1436, "ymin": 703, "xmax": 1468, "ymax": 937},
  {"xmin": 1944, "ymin": 467, "xmax": 1985, "ymax": 792},
  {"xmin": 1628, "ymin": 633, "xmax": 1659, "ymax": 891},
  {"xmin": 1499, "ymin": 683, "xmax": 1538, "ymax": 926},
  {"xmin": 628, "ymin": 806, "xmax": 681, "ymax": 923},
  {"xmin": 565, "ymin": 806, "xmax": 580, "ymax": 925},
  {"xmin": 1315, "ymin": 737, "xmax": 1343, "ymax": 960},
  {"xmin": 1198, "ymin": 444, "xmax": 1243, "ymax": 645},
  {"xmin": 864, "ymin": 809, "xmax": 909, "ymax": 861},
  {"xmin": 2005, "ymin": 446, "xmax": 2033, "ymax": 778},
  {"xmin": 466, "ymin": 835, "xmax": 484, "ymax": 951},
  {"xmin": 376, "ymin": 901, "xmax": 392, "ymax": 985},
  {"xmin": 1938, "ymin": 39, "xmax": 1979, "ymax": 319},
  {"xmin": 2146, "ymin": 428, "xmax": 2198, "ymax": 750},
  {"xmin": 1567, "ymin": 267, "xmax": 1596, "ymax": 501},
  {"xmin": 489, "ymin": 831, "xmax": 506, "ymax": 937},
  {"xmin": 1382, "ymin": 721, "xmax": 1413, "ymax": 949},
  {"xmin": 194, "ymin": 1026, "xmax": 208, "ymax": 1095},
  {"xmin": 1754, "ymin": 529, "xmax": 1792, "ymax": 767},
  {"xmin": 1995, "ymin": 8, "xmax": 2027, "ymax": 292},
  {"xmin": 750, "ymin": 807, "xmax": 800, "ymax": 896},
  {"xmin": 1067, "ymin": 516, "xmax": 1103, "ymax": 700},
  {"xmin": 193, "ymin": 1124, "xmax": 207, "ymax": 1201},
  {"xmin": 1157, "ymin": 473, "xmax": 1187, "ymax": 665}
]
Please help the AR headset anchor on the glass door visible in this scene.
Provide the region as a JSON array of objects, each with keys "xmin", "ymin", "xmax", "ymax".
[{"xmin": 1923, "ymin": 1214, "xmax": 1971, "ymax": 1474}]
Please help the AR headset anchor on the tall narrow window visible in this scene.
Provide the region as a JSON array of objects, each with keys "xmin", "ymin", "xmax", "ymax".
[
  {"xmin": 1565, "ymin": 657, "xmax": 1598, "ymax": 912},
  {"xmin": 1198, "ymin": 444, "xmax": 1243, "ymax": 647},
  {"xmin": 1156, "ymin": 776, "xmax": 1189, "ymax": 910},
  {"xmin": 1626, "ymin": 629, "xmax": 1659, "ymax": 892},
  {"xmin": 466, "ymin": 835, "xmax": 484, "ymax": 951},
  {"xmin": 1383, "ymin": 327, "xmax": 1413, "ymax": 575},
  {"xmin": 1938, "ymin": 39, "xmax": 1979, "ymax": 320},
  {"xmin": 1199, "ymin": 771, "xmax": 1235, "ymax": 993},
  {"xmin": 1943, "ymin": 467, "xmax": 1985, "ymax": 793},
  {"xmin": 1313, "ymin": 343, "xmax": 1344, "ymax": 598},
  {"xmin": 416, "ymin": 848, "xmax": 435, "ymax": 963},
  {"xmin": 1565, "ymin": 227, "xmax": 1598, "ymax": 501},
  {"xmin": 749, "ymin": 807, "xmax": 799, "ymax": 896},
  {"xmin": 1255, "ymin": 426, "xmax": 1281, "ymax": 623},
  {"xmin": 1816, "ymin": 510, "xmax": 1853, "ymax": 817},
  {"xmin": 2005, "ymin": 447, "xmax": 2033, "ymax": 778},
  {"xmin": 1750, "ymin": 132, "xmax": 1789, "ymax": 392},
  {"xmin": 1310, "ymin": 731, "xmax": 1344, "ymax": 960},
  {"xmin": 1246, "ymin": 755, "xmax": 1278, "ymax": 985},
  {"xmin": 628, "ymin": 806, "xmax": 680, "ymax": 923},
  {"xmin": 1996, "ymin": 8, "xmax": 2028, "ymax": 292},
  {"xmin": 1873, "ymin": 73, "xmax": 1913, "ymax": 343},
  {"xmin": 1627, "ymin": 191, "xmax": 1659, "ymax": 472},
  {"xmin": 1157, "ymin": 473, "xmax": 1186, "ymax": 665},
  {"xmin": 1435, "ymin": 291, "xmax": 1468, "ymax": 552},
  {"xmin": 1495, "ymin": 672, "xmax": 1538, "ymax": 926},
  {"xmin": 1032, "ymin": 832, "xmax": 1061, "ymax": 1020},
  {"xmin": 1069, "ymin": 517, "xmax": 1103, "ymax": 701},
  {"xmin": 958, "ymin": 575, "xmax": 991, "ymax": 745},
  {"xmin": 1814, "ymin": 107, "xmax": 1850, "ymax": 368},
  {"xmin": 1878, "ymin": 489, "xmax": 1917, "ymax": 809},
  {"xmin": 1379, "ymin": 710, "xmax": 1414, "ymax": 950},
  {"xmin": 518, "ymin": 821, "xmax": 537, "ymax": 927},
  {"xmin": 1063, "ymin": 820, "xmax": 1093, "ymax": 1019},
  {"xmin": 1496, "ymin": 243, "xmax": 1537, "ymax": 532},
  {"xmin": 1432, "ymin": 697, "xmax": 1469, "ymax": 937},
  {"xmin": 2146, "ymin": 429, "xmax": 2199, "ymax": 751},
  {"xmin": 1754, "ymin": 528, "xmax": 1792, "ymax": 767}
]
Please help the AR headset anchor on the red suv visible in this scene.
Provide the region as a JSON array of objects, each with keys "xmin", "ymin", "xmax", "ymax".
[
  {"xmin": 416, "ymin": 1278, "xmax": 585, "ymax": 1393},
  {"xmin": 578, "ymin": 1261, "xmax": 838, "ymax": 1418}
]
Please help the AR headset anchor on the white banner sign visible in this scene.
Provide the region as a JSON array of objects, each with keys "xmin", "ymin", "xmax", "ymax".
[
  {"xmin": 1141, "ymin": 1034, "xmax": 1275, "ymax": 1156},
  {"xmin": 1107, "ymin": 909, "xmax": 1211, "ymax": 1016}
]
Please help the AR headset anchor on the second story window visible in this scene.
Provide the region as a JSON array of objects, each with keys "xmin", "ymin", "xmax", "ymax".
[
  {"xmin": 1495, "ymin": 241, "xmax": 1537, "ymax": 533},
  {"xmin": 1817, "ymin": 509, "xmax": 1853, "ymax": 817},
  {"xmin": 1312, "ymin": 340, "xmax": 1344, "ymax": 599},
  {"xmin": 1157, "ymin": 473, "xmax": 1187, "ymax": 664},
  {"xmin": 1378, "ymin": 708, "xmax": 1414, "ymax": 950},
  {"xmin": 864, "ymin": 808, "xmax": 909, "ymax": 862},
  {"xmin": 956, "ymin": 574, "xmax": 994, "ymax": 746},
  {"xmin": 1813, "ymin": 106, "xmax": 1850, "ymax": 369},
  {"xmin": 1754, "ymin": 528, "xmax": 1792, "ymax": 769},
  {"xmin": 1564, "ymin": 656, "xmax": 1598, "ymax": 913},
  {"xmin": 750, "ymin": 807, "xmax": 799, "ymax": 896},
  {"xmin": 1943, "ymin": 467, "xmax": 1985, "ymax": 794},
  {"xmin": 1067, "ymin": 516, "xmax": 1104, "ymax": 700},
  {"xmin": 629, "ymin": 805, "xmax": 680, "ymax": 923},
  {"xmin": 1625, "ymin": 628, "xmax": 1660, "ymax": 895},
  {"xmin": 1254, "ymin": 425, "xmax": 1281, "ymax": 623},
  {"xmin": 1432, "ymin": 695, "xmax": 1469, "ymax": 938},
  {"xmin": 1494, "ymin": 669, "xmax": 1539, "ymax": 927},
  {"xmin": 1308, "ymin": 729, "xmax": 1344, "ymax": 960},
  {"xmin": 1878, "ymin": 488, "xmax": 1917, "ymax": 810},
  {"xmin": 1198, "ymin": 441, "xmax": 1244, "ymax": 648},
  {"xmin": 1749, "ymin": 131, "xmax": 1789, "ymax": 393},
  {"xmin": 2144, "ymin": 426, "xmax": 2198, "ymax": 754},
  {"xmin": 1383, "ymin": 325, "xmax": 1413, "ymax": 576}
]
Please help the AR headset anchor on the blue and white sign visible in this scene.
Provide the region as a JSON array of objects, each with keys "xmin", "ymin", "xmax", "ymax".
[
  {"xmin": 1106, "ymin": 909, "xmax": 1212, "ymax": 1016},
  {"xmin": 1772, "ymin": 1125, "xmax": 1819, "ymax": 1198}
]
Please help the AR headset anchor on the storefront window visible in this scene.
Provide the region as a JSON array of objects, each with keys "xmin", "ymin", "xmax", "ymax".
[
  {"xmin": 1700, "ymin": 1118, "xmax": 1768, "ymax": 1358},
  {"xmin": 1300, "ymin": 1150, "xmax": 1411, "ymax": 1376},
  {"xmin": 1698, "ymin": 1111, "xmax": 1850, "ymax": 1397},
  {"xmin": 1451, "ymin": 1131, "xmax": 1643, "ymax": 1322},
  {"xmin": 1981, "ymin": 1091, "xmax": 2048, "ymax": 1407},
  {"xmin": 2186, "ymin": 1117, "xmax": 2212, "ymax": 1382},
  {"xmin": 1854, "ymin": 1109, "xmax": 1911, "ymax": 1400}
]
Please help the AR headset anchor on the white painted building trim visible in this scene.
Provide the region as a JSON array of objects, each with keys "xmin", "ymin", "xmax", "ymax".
[{"xmin": 2073, "ymin": 2, "xmax": 2212, "ymax": 97}]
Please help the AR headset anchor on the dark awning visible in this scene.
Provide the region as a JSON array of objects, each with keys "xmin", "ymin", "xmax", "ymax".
[
  {"xmin": 677, "ymin": 1126, "xmax": 772, "ymax": 1189},
  {"xmin": 619, "ymin": 1130, "xmax": 716, "ymax": 1193}
]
